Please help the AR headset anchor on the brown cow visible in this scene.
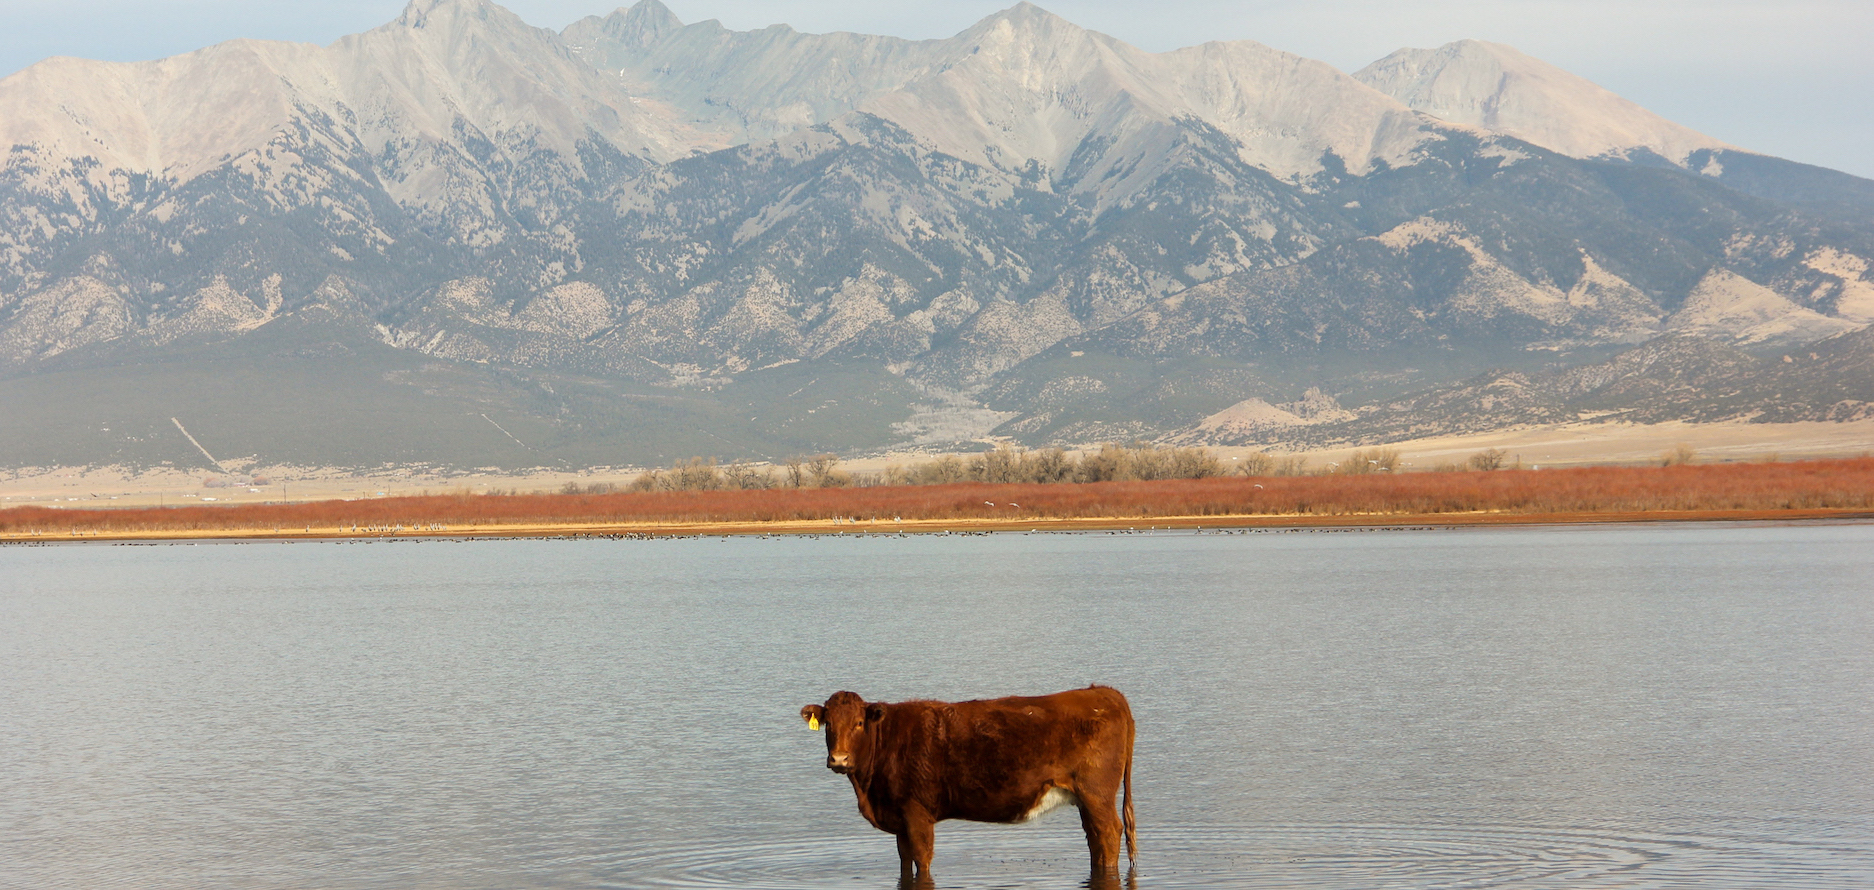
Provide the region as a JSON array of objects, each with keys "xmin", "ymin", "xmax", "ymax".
[{"xmin": 799, "ymin": 685, "xmax": 1136, "ymax": 881}]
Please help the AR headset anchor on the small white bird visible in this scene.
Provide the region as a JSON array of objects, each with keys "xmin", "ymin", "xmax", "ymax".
[{"xmin": 984, "ymin": 501, "xmax": 996, "ymax": 506}]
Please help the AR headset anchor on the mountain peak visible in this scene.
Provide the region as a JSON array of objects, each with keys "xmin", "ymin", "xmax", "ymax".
[
  {"xmin": 968, "ymin": 2, "xmax": 1084, "ymax": 39},
  {"xmin": 1004, "ymin": 1, "xmax": 1060, "ymax": 19},
  {"xmin": 608, "ymin": 0, "xmax": 683, "ymax": 47},
  {"xmin": 1355, "ymin": 39, "xmax": 1730, "ymax": 165},
  {"xmin": 1424, "ymin": 38, "xmax": 1511, "ymax": 60},
  {"xmin": 561, "ymin": 1, "xmax": 685, "ymax": 55},
  {"xmin": 395, "ymin": 0, "xmax": 511, "ymax": 28},
  {"xmin": 953, "ymin": 1, "xmax": 1117, "ymax": 70}
]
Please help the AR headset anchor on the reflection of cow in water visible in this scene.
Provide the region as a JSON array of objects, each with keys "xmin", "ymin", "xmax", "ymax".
[{"xmin": 800, "ymin": 685, "xmax": 1136, "ymax": 882}]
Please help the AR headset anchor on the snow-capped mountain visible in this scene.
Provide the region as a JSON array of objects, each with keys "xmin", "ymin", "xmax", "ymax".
[
  {"xmin": 1354, "ymin": 39, "xmax": 1732, "ymax": 168},
  {"xmin": 569, "ymin": 1, "xmax": 1429, "ymax": 183},
  {"xmin": 0, "ymin": 0, "xmax": 715, "ymax": 341},
  {"xmin": 2, "ymin": 0, "xmax": 1871, "ymax": 469}
]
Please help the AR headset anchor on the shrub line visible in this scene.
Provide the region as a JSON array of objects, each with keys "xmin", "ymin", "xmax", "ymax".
[{"xmin": 4, "ymin": 457, "xmax": 1872, "ymax": 538}]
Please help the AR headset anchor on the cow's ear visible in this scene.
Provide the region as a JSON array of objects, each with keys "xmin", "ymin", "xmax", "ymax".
[
  {"xmin": 800, "ymin": 705, "xmax": 825, "ymax": 731},
  {"xmin": 865, "ymin": 703, "xmax": 886, "ymax": 724}
]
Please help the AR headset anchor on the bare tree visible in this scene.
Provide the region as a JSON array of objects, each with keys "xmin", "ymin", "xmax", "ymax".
[
  {"xmin": 1468, "ymin": 448, "xmax": 1506, "ymax": 472},
  {"xmin": 1661, "ymin": 444, "xmax": 1698, "ymax": 467}
]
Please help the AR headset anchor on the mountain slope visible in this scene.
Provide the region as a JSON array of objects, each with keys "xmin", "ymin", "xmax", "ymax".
[
  {"xmin": 1261, "ymin": 325, "xmax": 1874, "ymax": 448},
  {"xmin": 0, "ymin": 0, "xmax": 717, "ymax": 321},
  {"xmin": 1354, "ymin": 39, "xmax": 1731, "ymax": 167}
]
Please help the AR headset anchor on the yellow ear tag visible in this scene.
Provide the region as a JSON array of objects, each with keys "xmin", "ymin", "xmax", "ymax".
[{"xmin": 808, "ymin": 716, "xmax": 821, "ymax": 731}]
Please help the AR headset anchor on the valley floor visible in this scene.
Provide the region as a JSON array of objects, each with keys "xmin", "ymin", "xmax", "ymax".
[
  {"xmin": 3, "ymin": 445, "xmax": 1872, "ymax": 544},
  {"xmin": 1299, "ymin": 417, "xmax": 1874, "ymax": 471},
  {"xmin": 5, "ymin": 418, "xmax": 1871, "ymax": 511}
]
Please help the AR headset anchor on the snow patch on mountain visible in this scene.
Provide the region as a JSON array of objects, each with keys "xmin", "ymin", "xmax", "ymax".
[
  {"xmin": 1374, "ymin": 218, "xmax": 1571, "ymax": 324},
  {"xmin": 0, "ymin": 276, "xmax": 134, "ymax": 366},
  {"xmin": 1557, "ymin": 253, "xmax": 1665, "ymax": 342},
  {"xmin": 1803, "ymin": 248, "xmax": 1874, "ymax": 323},
  {"xmin": 512, "ymin": 281, "xmax": 614, "ymax": 339},
  {"xmin": 144, "ymin": 275, "xmax": 282, "ymax": 344},
  {"xmin": 1373, "ymin": 219, "xmax": 1676, "ymax": 341},
  {"xmin": 1668, "ymin": 268, "xmax": 1861, "ymax": 346},
  {"xmin": 807, "ymin": 267, "xmax": 907, "ymax": 358},
  {"xmin": 923, "ymin": 289, "xmax": 1086, "ymax": 383}
]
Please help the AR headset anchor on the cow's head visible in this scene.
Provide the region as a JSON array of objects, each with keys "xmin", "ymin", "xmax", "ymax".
[{"xmin": 801, "ymin": 691, "xmax": 885, "ymax": 775}]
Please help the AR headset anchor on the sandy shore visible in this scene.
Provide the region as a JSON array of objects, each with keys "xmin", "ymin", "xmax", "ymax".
[
  {"xmin": 5, "ymin": 507, "xmax": 1871, "ymax": 545},
  {"xmin": 4, "ymin": 418, "xmax": 1871, "ymax": 514}
]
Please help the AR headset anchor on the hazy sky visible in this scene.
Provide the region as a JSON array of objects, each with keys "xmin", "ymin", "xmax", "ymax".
[{"xmin": 4, "ymin": 0, "xmax": 1870, "ymax": 178}]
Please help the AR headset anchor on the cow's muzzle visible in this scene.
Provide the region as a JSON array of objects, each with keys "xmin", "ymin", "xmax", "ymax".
[{"xmin": 826, "ymin": 754, "xmax": 854, "ymax": 774}]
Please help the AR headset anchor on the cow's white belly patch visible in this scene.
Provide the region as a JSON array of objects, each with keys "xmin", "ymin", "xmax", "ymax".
[{"xmin": 1019, "ymin": 787, "xmax": 1079, "ymax": 822}]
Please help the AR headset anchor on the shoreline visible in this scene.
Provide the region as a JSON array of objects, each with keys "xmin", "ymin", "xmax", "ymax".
[{"xmin": 6, "ymin": 507, "xmax": 1871, "ymax": 544}]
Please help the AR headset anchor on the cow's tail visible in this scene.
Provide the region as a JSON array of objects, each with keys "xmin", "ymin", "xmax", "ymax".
[{"xmin": 1122, "ymin": 716, "xmax": 1137, "ymax": 862}]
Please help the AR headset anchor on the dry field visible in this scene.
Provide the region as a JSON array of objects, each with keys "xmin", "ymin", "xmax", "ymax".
[
  {"xmin": 6, "ymin": 417, "xmax": 1870, "ymax": 511},
  {"xmin": 4, "ymin": 458, "xmax": 1872, "ymax": 542}
]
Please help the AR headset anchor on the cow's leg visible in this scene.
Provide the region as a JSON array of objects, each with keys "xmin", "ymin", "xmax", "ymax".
[
  {"xmin": 893, "ymin": 833, "xmax": 918, "ymax": 879},
  {"xmin": 896, "ymin": 808, "xmax": 936, "ymax": 878},
  {"xmin": 1076, "ymin": 788, "xmax": 1123, "ymax": 872},
  {"xmin": 895, "ymin": 835, "xmax": 933, "ymax": 890}
]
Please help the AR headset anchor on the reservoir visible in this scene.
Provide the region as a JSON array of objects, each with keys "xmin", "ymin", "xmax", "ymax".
[{"xmin": 3, "ymin": 523, "xmax": 1871, "ymax": 888}]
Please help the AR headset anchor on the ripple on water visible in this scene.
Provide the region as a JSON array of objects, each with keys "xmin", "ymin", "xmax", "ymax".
[{"xmin": 594, "ymin": 822, "xmax": 1874, "ymax": 890}]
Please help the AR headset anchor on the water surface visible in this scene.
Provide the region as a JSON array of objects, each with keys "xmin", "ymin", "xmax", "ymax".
[{"xmin": 4, "ymin": 523, "xmax": 1871, "ymax": 888}]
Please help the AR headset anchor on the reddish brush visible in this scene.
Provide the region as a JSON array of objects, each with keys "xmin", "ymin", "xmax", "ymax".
[{"xmin": 4, "ymin": 458, "xmax": 1873, "ymax": 535}]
